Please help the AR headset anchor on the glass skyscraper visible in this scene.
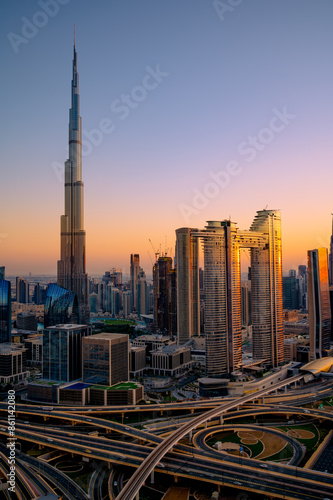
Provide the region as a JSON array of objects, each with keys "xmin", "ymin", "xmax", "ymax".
[
  {"xmin": 0, "ymin": 280, "xmax": 11, "ymax": 343},
  {"xmin": 44, "ymin": 283, "xmax": 79, "ymax": 328},
  {"xmin": 43, "ymin": 324, "xmax": 91, "ymax": 382},
  {"xmin": 308, "ymin": 248, "xmax": 331, "ymax": 360}
]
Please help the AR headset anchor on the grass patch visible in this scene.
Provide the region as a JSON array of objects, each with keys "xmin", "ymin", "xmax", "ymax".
[
  {"xmin": 66, "ymin": 464, "xmax": 95, "ymax": 493},
  {"xmin": 104, "ymin": 319, "xmax": 135, "ymax": 325},
  {"xmin": 277, "ymin": 423, "xmax": 320, "ymax": 450},
  {"xmin": 74, "ymin": 471, "xmax": 93, "ymax": 492},
  {"xmin": 27, "ymin": 449, "xmax": 46, "ymax": 457}
]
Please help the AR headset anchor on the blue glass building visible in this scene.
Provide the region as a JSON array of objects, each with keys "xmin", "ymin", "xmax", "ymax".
[
  {"xmin": 44, "ymin": 283, "xmax": 80, "ymax": 328},
  {"xmin": 0, "ymin": 280, "xmax": 11, "ymax": 343},
  {"xmin": 43, "ymin": 324, "xmax": 91, "ymax": 382}
]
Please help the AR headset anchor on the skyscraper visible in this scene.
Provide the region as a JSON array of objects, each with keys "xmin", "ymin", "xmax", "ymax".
[
  {"xmin": 0, "ymin": 267, "xmax": 5, "ymax": 280},
  {"xmin": 308, "ymin": 248, "xmax": 331, "ymax": 360},
  {"xmin": 16, "ymin": 277, "xmax": 29, "ymax": 304},
  {"xmin": 153, "ymin": 256, "xmax": 173, "ymax": 334},
  {"xmin": 57, "ymin": 38, "xmax": 89, "ymax": 324},
  {"xmin": 283, "ymin": 272, "xmax": 299, "ymax": 310},
  {"xmin": 43, "ymin": 324, "xmax": 92, "ymax": 382},
  {"xmin": 176, "ymin": 227, "xmax": 200, "ymax": 344},
  {"xmin": 44, "ymin": 283, "xmax": 79, "ymax": 328},
  {"xmin": 130, "ymin": 254, "xmax": 140, "ymax": 312},
  {"xmin": 0, "ymin": 280, "xmax": 11, "ymax": 343},
  {"xmin": 250, "ymin": 210, "xmax": 284, "ymax": 367},
  {"xmin": 329, "ymin": 216, "xmax": 333, "ymax": 286},
  {"xmin": 82, "ymin": 333, "xmax": 129, "ymax": 386}
]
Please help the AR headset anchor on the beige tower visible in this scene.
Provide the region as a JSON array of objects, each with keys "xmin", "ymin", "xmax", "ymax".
[
  {"xmin": 176, "ymin": 228, "xmax": 200, "ymax": 344},
  {"xmin": 250, "ymin": 210, "xmax": 283, "ymax": 367}
]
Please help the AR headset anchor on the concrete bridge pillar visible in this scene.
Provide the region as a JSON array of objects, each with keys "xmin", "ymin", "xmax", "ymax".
[
  {"xmin": 151, "ymin": 470, "xmax": 155, "ymax": 484},
  {"xmin": 188, "ymin": 430, "xmax": 192, "ymax": 443},
  {"xmin": 220, "ymin": 416, "xmax": 223, "ymax": 425}
]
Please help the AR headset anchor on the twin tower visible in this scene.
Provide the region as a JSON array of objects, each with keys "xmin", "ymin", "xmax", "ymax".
[{"xmin": 176, "ymin": 210, "xmax": 283, "ymax": 377}]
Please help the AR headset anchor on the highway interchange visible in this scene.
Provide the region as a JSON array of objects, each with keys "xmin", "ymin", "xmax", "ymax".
[{"xmin": 0, "ymin": 374, "xmax": 333, "ymax": 499}]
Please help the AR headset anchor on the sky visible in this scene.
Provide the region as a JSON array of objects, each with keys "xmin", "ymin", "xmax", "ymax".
[{"xmin": 1, "ymin": 0, "xmax": 333, "ymax": 277}]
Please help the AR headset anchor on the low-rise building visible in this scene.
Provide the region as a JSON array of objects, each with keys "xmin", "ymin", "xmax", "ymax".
[
  {"xmin": 151, "ymin": 344, "xmax": 192, "ymax": 376},
  {"xmin": 89, "ymin": 381, "xmax": 144, "ymax": 406},
  {"xmin": 129, "ymin": 346, "xmax": 146, "ymax": 377},
  {"xmin": 0, "ymin": 343, "xmax": 29, "ymax": 385},
  {"xmin": 25, "ymin": 335, "xmax": 43, "ymax": 368}
]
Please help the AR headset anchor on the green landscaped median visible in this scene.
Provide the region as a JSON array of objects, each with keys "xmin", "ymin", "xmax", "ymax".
[
  {"xmin": 91, "ymin": 382, "xmax": 139, "ymax": 391},
  {"xmin": 104, "ymin": 319, "xmax": 135, "ymax": 325}
]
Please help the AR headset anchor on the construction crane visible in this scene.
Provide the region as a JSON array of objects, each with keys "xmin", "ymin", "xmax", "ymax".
[{"xmin": 148, "ymin": 239, "xmax": 159, "ymax": 262}]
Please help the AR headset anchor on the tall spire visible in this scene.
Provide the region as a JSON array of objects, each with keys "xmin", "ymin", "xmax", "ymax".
[{"xmin": 57, "ymin": 37, "xmax": 90, "ymax": 324}]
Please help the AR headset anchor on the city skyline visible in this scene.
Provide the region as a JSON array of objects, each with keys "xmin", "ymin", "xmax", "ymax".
[{"xmin": 2, "ymin": 1, "xmax": 333, "ymax": 275}]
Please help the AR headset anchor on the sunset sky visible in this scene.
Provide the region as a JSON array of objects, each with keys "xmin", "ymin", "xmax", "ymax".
[{"xmin": 1, "ymin": 0, "xmax": 333, "ymax": 277}]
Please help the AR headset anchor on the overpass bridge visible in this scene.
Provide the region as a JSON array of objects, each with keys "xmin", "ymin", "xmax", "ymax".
[{"xmin": 116, "ymin": 374, "xmax": 311, "ymax": 500}]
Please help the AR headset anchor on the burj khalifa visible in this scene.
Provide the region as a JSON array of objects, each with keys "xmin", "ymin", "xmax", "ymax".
[{"xmin": 57, "ymin": 39, "xmax": 90, "ymax": 324}]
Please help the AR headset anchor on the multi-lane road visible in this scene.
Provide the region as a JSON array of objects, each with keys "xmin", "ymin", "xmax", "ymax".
[{"xmin": 1, "ymin": 373, "xmax": 333, "ymax": 499}]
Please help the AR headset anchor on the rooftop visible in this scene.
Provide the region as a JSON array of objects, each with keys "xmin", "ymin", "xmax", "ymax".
[
  {"xmin": 62, "ymin": 382, "xmax": 91, "ymax": 390},
  {"xmin": 0, "ymin": 343, "xmax": 26, "ymax": 354},
  {"xmin": 46, "ymin": 324, "xmax": 89, "ymax": 330},
  {"xmin": 91, "ymin": 382, "xmax": 140, "ymax": 391},
  {"xmin": 301, "ymin": 357, "xmax": 333, "ymax": 375},
  {"xmin": 84, "ymin": 332, "xmax": 129, "ymax": 341}
]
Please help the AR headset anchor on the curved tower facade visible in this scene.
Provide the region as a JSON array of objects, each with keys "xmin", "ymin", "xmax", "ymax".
[{"xmin": 57, "ymin": 41, "xmax": 89, "ymax": 324}]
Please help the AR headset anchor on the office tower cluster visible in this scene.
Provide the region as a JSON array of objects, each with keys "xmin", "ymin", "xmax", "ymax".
[
  {"xmin": 88, "ymin": 257, "xmax": 152, "ymax": 319},
  {"xmin": 176, "ymin": 210, "xmax": 284, "ymax": 377},
  {"xmin": 57, "ymin": 40, "xmax": 89, "ymax": 325}
]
